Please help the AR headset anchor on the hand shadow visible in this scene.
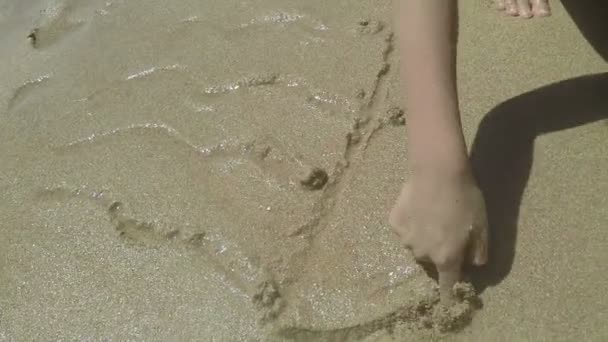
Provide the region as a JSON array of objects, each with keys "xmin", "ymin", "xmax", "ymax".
[
  {"xmin": 414, "ymin": 0, "xmax": 607, "ymax": 293},
  {"xmin": 465, "ymin": 72, "xmax": 608, "ymax": 293},
  {"xmin": 465, "ymin": 0, "xmax": 608, "ymax": 293},
  {"xmin": 562, "ymin": 0, "xmax": 608, "ymax": 62}
]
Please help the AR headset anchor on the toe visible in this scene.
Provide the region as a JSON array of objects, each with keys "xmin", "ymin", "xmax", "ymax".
[
  {"xmin": 532, "ymin": 0, "xmax": 551, "ymax": 17},
  {"xmin": 517, "ymin": 0, "xmax": 533, "ymax": 18},
  {"xmin": 495, "ymin": 0, "xmax": 506, "ymax": 10},
  {"xmin": 505, "ymin": 0, "xmax": 519, "ymax": 16}
]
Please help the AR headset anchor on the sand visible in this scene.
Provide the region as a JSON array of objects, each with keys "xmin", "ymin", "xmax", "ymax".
[{"xmin": 0, "ymin": 0, "xmax": 606, "ymax": 340}]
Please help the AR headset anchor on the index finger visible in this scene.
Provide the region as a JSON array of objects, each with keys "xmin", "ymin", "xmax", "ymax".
[{"xmin": 437, "ymin": 258, "xmax": 463, "ymax": 305}]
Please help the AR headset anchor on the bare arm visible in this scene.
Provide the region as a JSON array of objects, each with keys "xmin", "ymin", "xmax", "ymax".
[
  {"xmin": 391, "ymin": 0, "xmax": 488, "ymax": 305},
  {"xmin": 396, "ymin": 0, "xmax": 468, "ymax": 174}
]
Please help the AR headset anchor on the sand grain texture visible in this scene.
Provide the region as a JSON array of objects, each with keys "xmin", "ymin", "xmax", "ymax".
[{"xmin": 0, "ymin": 0, "xmax": 606, "ymax": 341}]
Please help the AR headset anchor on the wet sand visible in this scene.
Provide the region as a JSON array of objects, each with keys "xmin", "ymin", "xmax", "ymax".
[{"xmin": 0, "ymin": 0, "xmax": 606, "ymax": 340}]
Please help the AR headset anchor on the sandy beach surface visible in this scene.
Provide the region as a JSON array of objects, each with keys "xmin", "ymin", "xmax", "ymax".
[{"xmin": 1, "ymin": 0, "xmax": 606, "ymax": 340}]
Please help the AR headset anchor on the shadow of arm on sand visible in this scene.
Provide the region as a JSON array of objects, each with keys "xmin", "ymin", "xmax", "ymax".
[
  {"xmin": 467, "ymin": 72, "xmax": 608, "ymax": 293},
  {"xmin": 562, "ymin": 0, "xmax": 608, "ymax": 62}
]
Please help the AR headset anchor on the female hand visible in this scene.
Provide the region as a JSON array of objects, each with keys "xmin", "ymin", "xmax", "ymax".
[{"xmin": 389, "ymin": 168, "xmax": 488, "ymax": 304}]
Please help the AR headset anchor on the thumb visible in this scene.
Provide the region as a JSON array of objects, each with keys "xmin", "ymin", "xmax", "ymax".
[{"xmin": 468, "ymin": 209, "xmax": 489, "ymax": 266}]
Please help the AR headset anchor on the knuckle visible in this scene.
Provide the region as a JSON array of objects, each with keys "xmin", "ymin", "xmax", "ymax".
[{"xmin": 433, "ymin": 250, "xmax": 462, "ymax": 269}]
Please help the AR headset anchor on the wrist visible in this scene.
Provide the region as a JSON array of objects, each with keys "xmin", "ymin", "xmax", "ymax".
[{"xmin": 409, "ymin": 154, "xmax": 472, "ymax": 182}]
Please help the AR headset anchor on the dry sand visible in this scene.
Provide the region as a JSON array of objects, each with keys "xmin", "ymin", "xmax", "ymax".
[{"xmin": 0, "ymin": 0, "xmax": 606, "ymax": 341}]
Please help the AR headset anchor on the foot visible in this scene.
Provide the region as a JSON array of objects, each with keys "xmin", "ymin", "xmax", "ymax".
[{"xmin": 495, "ymin": 0, "xmax": 551, "ymax": 18}]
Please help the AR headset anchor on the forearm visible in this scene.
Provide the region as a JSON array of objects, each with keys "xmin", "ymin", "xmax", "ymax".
[{"xmin": 396, "ymin": 0, "xmax": 469, "ymax": 175}]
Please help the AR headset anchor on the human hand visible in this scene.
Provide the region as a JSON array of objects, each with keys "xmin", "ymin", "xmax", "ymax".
[{"xmin": 389, "ymin": 168, "xmax": 488, "ymax": 305}]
